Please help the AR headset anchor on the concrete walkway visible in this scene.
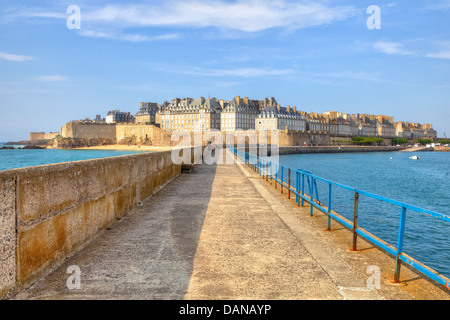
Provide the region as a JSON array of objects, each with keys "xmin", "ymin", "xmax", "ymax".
[{"xmin": 12, "ymin": 151, "xmax": 450, "ymax": 300}]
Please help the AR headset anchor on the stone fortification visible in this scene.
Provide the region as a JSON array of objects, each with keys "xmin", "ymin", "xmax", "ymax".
[
  {"xmin": 0, "ymin": 150, "xmax": 187, "ymax": 299},
  {"xmin": 61, "ymin": 122, "xmax": 117, "ymax": 140}
]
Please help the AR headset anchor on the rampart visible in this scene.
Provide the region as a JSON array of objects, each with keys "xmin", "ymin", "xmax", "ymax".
[
  {"xmin": 29, "ymin": 132, "xmax": 45, "ymax": 141},
  {"xmin": 44, "ymin": 132, "xmax": 61, "ymax": 140},
  {"xmin": 278, "ymin": 145, "xmax": 405, "ymax": 155},
  {"xmin": 61, "ymin": 122, "xmax": 117, "ymax": 141},
  {"xmin": 116, "ymin": 124, "xmax": 173, "ymax": 146},
  {"xmin": 0, "ymin": 150, "xmax": 190, "ymax": 299}
]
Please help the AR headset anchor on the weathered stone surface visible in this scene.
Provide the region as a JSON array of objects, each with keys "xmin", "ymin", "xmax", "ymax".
[
  {"xmin": 0, "ymin": 150, "xmax": 183, "ymax": 297},
  {"xmin": 0, "ymin": 173, "xmax": 16, "ymax": 297}
]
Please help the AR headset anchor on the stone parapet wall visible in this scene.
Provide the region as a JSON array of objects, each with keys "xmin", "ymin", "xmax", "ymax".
[{"xmin": 0, "ymin": 150, "xmax": 184, "ymax": 299}]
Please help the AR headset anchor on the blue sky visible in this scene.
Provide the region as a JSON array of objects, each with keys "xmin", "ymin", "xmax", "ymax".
[{"xmin": 1, "ymin": 0, "xmax": 449, "ymax": 141}]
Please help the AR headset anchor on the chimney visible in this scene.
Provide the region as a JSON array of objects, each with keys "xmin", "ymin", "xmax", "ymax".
[
  {"xmin": 235, "ymin": 96, "xmax": 240, "ymax": 104},
  {"xmin": 293, "ymin": 106, "xmax": 296, "ymax": 113},
  {"xmin": 286, "ymin": 105, "xmax": 290, "ymax": 113}
]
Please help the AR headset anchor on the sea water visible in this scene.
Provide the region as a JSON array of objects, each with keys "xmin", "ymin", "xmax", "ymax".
[
  {"xmin": 0, "ymin": 144, "xmax": 148, "ymax": 171},
  {"xmin": 278, "ymin": 151, "xmax": 450, "ymax": 279}
]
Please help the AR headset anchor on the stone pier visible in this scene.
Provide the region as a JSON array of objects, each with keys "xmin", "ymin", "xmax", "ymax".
[{"xmin": 9, "ymin": 150, "xmax": 450, "ymax": 300}]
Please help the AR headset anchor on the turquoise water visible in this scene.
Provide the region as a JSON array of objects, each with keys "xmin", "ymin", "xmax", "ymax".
[
  {"xmin": 0, "ymin": 144, "xmax": 148, "ymax": 171},
  {"xmin": 278, "ymin": 151, "xmax": 450, "ymax": 280}
]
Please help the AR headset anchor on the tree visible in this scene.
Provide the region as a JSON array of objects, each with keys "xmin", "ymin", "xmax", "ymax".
[
  {"xmin": 416, "ymin": 139, "xmax": 433, "ymax": 145},
  {"xmin": 352, "ymin": 136, "xmax": 383, "ymax": 146},
  {"xmin": 391, "ymin": 138, "xmax": 408, "ymax": 145}
]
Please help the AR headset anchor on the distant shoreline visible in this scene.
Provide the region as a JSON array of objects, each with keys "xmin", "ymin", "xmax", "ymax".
[
  {"xmin": 67, "ymin": 145, "xmax": 175, "ymax": 152},
  {"xmin": 5, "ymin": 142, "xmax": 450, "ymax": 153}
]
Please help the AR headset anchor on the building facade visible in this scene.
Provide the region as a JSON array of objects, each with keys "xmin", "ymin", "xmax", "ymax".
[
  {"xmin": 160, "ymin": 97, "xmax": 222, "ymax": 132},
  {"xmin": 221, "ymin": 96, "xmax": 260, "ymax": 131},
  {"xmin": 105, "ymin": 110, "xmax": 134, "ymax": 124},
  {"xmin": 135, "ymin": 102, "xmax": 159, "ymax": 124},
  {"xmin": 256, "ymin": 106, "xmax": 306, "ymax": 131}
]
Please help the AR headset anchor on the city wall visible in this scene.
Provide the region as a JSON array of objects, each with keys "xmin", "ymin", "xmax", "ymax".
[
  {"xmin": 277, "ymin": 145, "xmax": 404, "ymax": 155},
  {"xmin": 61, "ymin": 122, "xmax": 117, "ymax": 141},
  {"xmin": 210, "ymin": 130, "xmax": 331, "ymax": 147},
  {"xmin": 116, "ymin": 124, "xmax": 173, "ymax": 146},
  {"xmin": 54, "ymin": 122, "xmax": 416, "ymax": 148},
  {"xmin": 28, "ymin": 132, "xmax": 60, "ymax": 143},
  {"xmin": 44, "ymin": 132, "xmax": 61, "ymax": 140},
  {"xmin": 0, "ymin": 149, "xmax": 193, "ymax": 299},
  {"xmin": 29, "ymin": 132, "xmax": 45, "ymax": 141}
]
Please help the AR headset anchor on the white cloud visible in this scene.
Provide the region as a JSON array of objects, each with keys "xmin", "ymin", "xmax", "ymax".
[
  {"xmin": 151, "ymin": 62, "xmax": 293, "ymax": 78},
  {"xmin": 373, "ymin": 41, "xmax": 415, "ymax": 56},
  {"xmin": 86, "ymin": 0, "xmax": 355, "ymax": 32},
  {"xmin": 426, "ymin": 42, "xmax": 450, "ymax": 60},
  {"xmin": 0, "ymin": 51, "xmax": 33, "ymax": 62},
  {"xmin": 311, "ymin": 71, "xmax": 382, "ymax": 82},
  {"xmin": 178, "ymin": 67, "xmax": 293, "ymax": 78},
  {"xmin": 37, "ymin": 75, "xmax": 68, "ymax": 82},
  {"xmin": 79, "ymin": 29, "xmax": 179, "ymax": 42},
  {"xmin": 425, "ymin": 0, "xmax": 450, "ymax": 10},
  {"xmin": 11, "ymin": 1, "xmax": 356, "ymax": 33},
  {"xmin": 426, "ymin": 51, "xmax": 450, "ymax": 60}
]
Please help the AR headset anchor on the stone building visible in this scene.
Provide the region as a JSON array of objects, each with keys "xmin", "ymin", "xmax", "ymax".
[
  {"xmin": 258, "ymin": 97, "xmax": 279, "ymax": 111},
  {"xmin": 93, "ymin": 114, "xmax": 104, "ymax": 123},
  {"xmin": 305, "ymin": 113, "xmax": 331, "ymax": 133},
  {"xmin": 160, "ymin": 97, "xmax": 222, "ymax": 132},
  {"xmin": 376, "ymin": 118, "xmax": 396, "ymax": 138},
  {"xmin": 255, "ymin": 105, "xmax": 306, "ymax": 131},
  {"xmin": 105, "ymin": 110, "xmax": 134, "ymax": 124},
  {"xmin": 395, "ymin": 121, "xmax": 437, "ymax": 139},
  {"xmin": 135, "ymin": 102, "xmax": 159, "ymax": 124},
  {"xmin": 221, "ymin": 96, "xmax": 260, "ymax": 131}
]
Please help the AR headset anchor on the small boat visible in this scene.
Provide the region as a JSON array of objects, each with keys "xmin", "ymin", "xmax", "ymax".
[{"xmin": 409, "ymin": 155, "xmax": 420, "ymax": 160}]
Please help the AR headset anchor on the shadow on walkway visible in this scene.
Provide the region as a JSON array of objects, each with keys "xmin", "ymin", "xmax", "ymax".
[{"xmin": 13, "ymin": 163, "xmax": 217, "ymax": 300}]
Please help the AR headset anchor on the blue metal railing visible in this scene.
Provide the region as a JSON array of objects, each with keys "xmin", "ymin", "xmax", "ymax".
[{"xmin": 230, "ymin": 147, "xmax": 450, "ymax": 290}]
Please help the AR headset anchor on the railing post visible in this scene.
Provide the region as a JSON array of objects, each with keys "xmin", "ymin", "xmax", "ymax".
[
  {"xmin": 275, "ymin": 164, "xmax": 278, "ymax": 189},
  {"xmin": 266, "ymin": 160, "xmax": 269, "ymax": 181},
  {"xmin": 262, "ymin": 159, "xmax": 265, "ymax": 179},
  {"xmin": 309, "ymin": 177, "xmax": 314, "ymax": 216},
  {"xmin": 301, "ymin": 174, "xmax": 305, "ymax": 207},
  {"xmin": 326, "ymin": 183, "xmax": 332, "ymax": 231},
  {"xmin": 288, "ymin": 169, "xmax": 291, "ymax": 199},
  {"xmin": 296, "ymin": 171, "xmax": 300, "ymax": 206},
  {"xmin": 280, "ymin": 166, "xmax": 284, "ymax": 194},
  {"xmin": 394, "ymin": 206, "xmax": 407, "ymax": 283},
  {"xmin": 351, "ymin": 190, "xmax": 359, "ymax": 251},
  {"xmin": 270, "ymin": 161, "xmax": 273, "ymax": 185}
]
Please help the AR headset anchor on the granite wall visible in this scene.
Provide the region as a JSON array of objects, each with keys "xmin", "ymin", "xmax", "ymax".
[{"xmin": 0, "ymin": 150, "xmax": 183, "ymax": 299}]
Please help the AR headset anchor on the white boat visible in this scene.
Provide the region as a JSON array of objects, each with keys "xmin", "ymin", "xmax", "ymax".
[{"xmin": 409, "ymin": 155, "xmax": 420, "ymax": 160}]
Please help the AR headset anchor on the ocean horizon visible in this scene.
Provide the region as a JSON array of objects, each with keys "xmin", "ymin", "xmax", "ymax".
[{"xmin": 0, "ymin": 146, "xmax": 148, "ymax": 171}]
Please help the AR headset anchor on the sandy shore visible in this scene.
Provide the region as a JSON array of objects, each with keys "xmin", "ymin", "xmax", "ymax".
[{"xmin": 73, "ymin": 145, "xmax": 175, "ymax": 152}]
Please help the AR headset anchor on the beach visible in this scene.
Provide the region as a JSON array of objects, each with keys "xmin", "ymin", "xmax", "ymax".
[{"xmin": 69, "ymin": 145, "xmax": 175, "ymax": 152}]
